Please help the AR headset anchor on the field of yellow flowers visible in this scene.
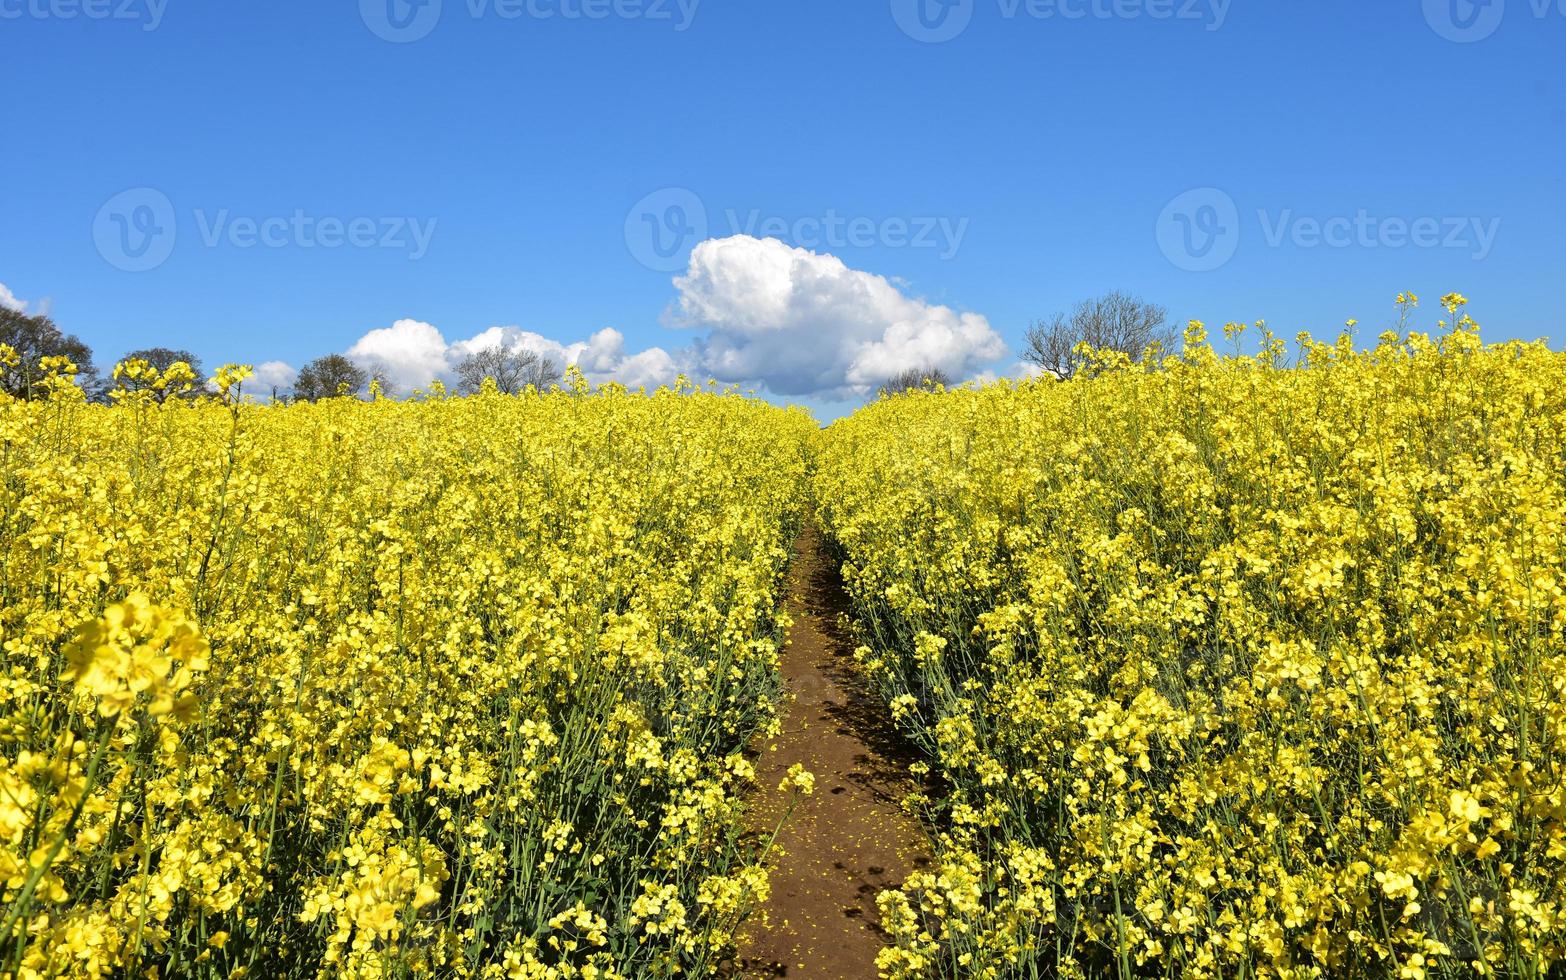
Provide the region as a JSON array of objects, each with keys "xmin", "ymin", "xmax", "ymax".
[
  {"xmin": 0, "ymin": 357, "xmax": 815, "ymax": 979},
  {"xmin": 6, "ymin": 295, "xmax": 1565, "ymax": 980},
  {"xmin": 816, "ymin": 299, "xmax": 1566, "ymax": 979}
]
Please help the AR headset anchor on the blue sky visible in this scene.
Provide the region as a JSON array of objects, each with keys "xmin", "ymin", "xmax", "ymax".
[{"xmin": 2, "ymin": 0, "xmax": 1562, "ymax": 413}]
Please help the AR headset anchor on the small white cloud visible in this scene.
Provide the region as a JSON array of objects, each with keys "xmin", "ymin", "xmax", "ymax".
[
  {"xmin": 970, "ymin": 361, "xmax": 1055, "ymax": 386},
  {"xmin": 251, "ymin": 361, "xmax": 299, "ymax": 392},
  {"xmin": 0, "ymin": 283, "xmax": 27, "ymax": 313},
  {"xmin": 556, "ymin": 327, "xmax": 688, "ymax": 391},
  {"xmin": 340, "ymin": 321, "xmax": 688, "ymax": 394},
  {"xmin": 671, "ymin": 236, "xmax": 1007, "ymax": 399}
]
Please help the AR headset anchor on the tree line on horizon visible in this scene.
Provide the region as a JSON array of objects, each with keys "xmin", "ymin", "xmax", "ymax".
[
  {"xmin": 5, "ymin": 290, "xmax": 1172, "ymax": 404},
  {"xmin": 0, "ymin": 306, "xmax": 566, "ymax": 403}
]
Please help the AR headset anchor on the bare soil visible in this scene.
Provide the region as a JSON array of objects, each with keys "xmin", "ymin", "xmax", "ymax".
[{"xmin": 733, "ymin": 523, "xmax": 931, "ymax": 979}]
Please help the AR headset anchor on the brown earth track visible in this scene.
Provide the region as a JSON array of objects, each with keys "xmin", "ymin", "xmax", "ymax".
[{"xmin": 733, "ymin": 522, "xmax": 931, "ymax": 979}]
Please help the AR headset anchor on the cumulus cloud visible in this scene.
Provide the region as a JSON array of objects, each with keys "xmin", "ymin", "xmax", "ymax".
[
  {"xmin": 338, "ymin": 319, "xmax": 688, "ymax": 394},
  {"xmin": 302, "ymin": 236, "xmax": 1007, "ymax": 401},
  {"xmin": 346, "ymin": 319, "xmax": 455, "ymax": 392},
  {"xmin": 0, "ymin": 283, "xmax": 27, "ymax": 313},
  {"xmin": 251, "ymin": 361, "xmax": 299, "ymax": 392},
  {"xmin": 671, "ymin": 236, "xmax": 1007, "ymax": 399}
]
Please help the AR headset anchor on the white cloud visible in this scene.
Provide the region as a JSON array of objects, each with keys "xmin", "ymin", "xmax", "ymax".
[
  {"xmin": 0, "ymin": 283, "xmax": 27, "ymax": 313},
  {"xmin": 338, "ymin": 319, "xmax": 688, "ymax": 394},
  {"xmin": 346, "ymin": 319, "xmax": 454, "ymax": 392},
  {"xmin": 671, "ymin": 236, "xmax": 1007, "ymax": 399},
  {"xmin": 453, "ymin": 325, "xmax": 689, "ymax": 391},
  {"xmin": 316, "ymin": 236, "xmax": 1006, "ymax": 401},
  {"xmin": 251, "ymin": 360, "xmax": 299, "ymax": 392}
]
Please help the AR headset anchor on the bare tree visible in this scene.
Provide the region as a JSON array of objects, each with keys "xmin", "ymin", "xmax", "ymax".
[
  {"xmin": 362, "ymin": 361, "xmax": 399, "ymax": 399},
  {"xmin": 454, "ymin": 346, "xmax": 563, "ymax": 395},
  {"xmin": 879, "ymin": 366, "xmax": 952, "ymax": 398},
  {"xmin": 293, "ymin": 354, "xmax": 369, "ymax": 402},
  {"xmin": 1022, "ymin": 290, "xmax": 1175, "ymax": 379}
]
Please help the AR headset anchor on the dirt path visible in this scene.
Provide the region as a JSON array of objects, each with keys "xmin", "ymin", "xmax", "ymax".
[{"xmin": 735, "ymin": 523, "xmax": 930, "ymax": 979}]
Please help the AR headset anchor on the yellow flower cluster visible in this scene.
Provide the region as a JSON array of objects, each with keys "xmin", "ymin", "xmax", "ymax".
[
  {"xmin": 817, "ymin": 302, "xmax": 1566, "ymax": 978},
  {"xmin": 0, "ymin": 377, "xmax": 813, "ymax": 978},
  {"xmin": 110, "ymin": 359, "xmax": 202, "ymax": 404},
  {"xmin": 60, "ymin": 594, "xmax": 209, "ymax": 719}
]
